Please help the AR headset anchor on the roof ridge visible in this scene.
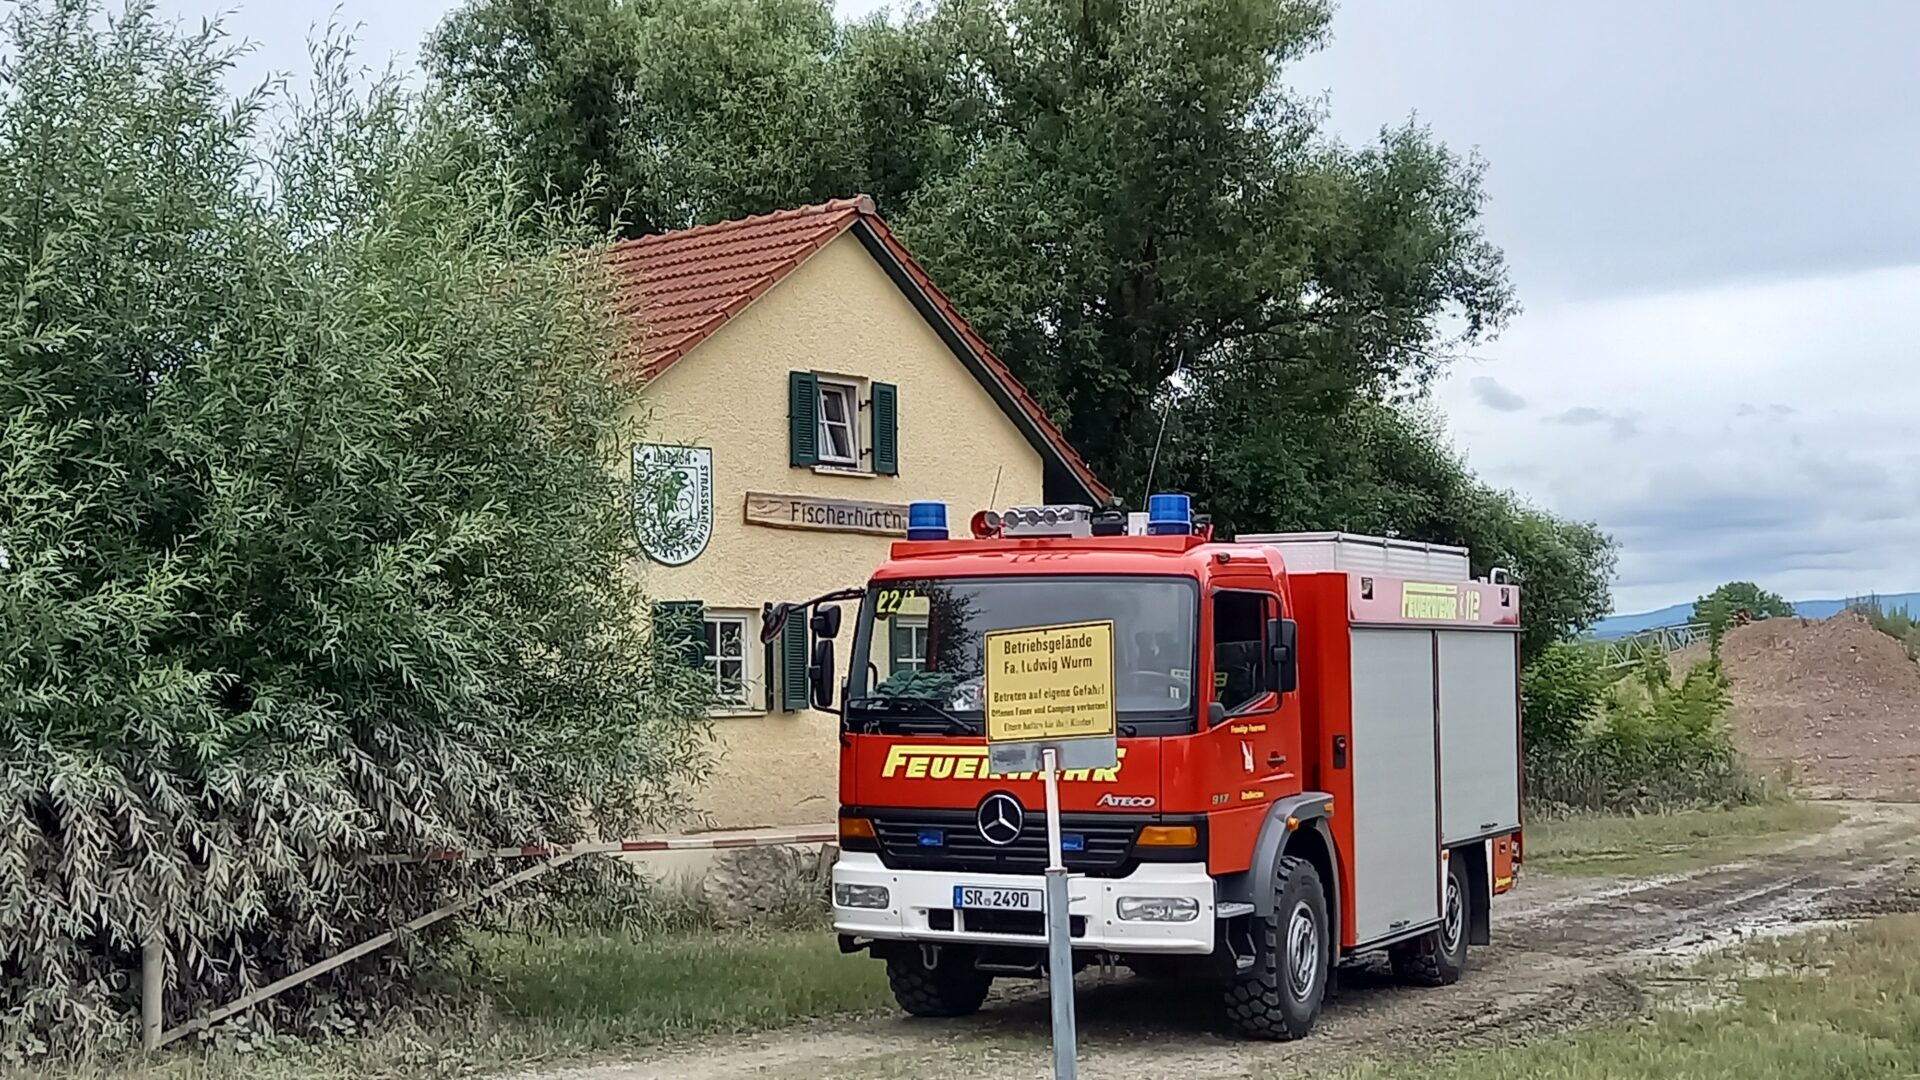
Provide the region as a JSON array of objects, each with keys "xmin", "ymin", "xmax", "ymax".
[{"xmin": 610, "ymin": 196, "xmax": 874, "ymax": 253}]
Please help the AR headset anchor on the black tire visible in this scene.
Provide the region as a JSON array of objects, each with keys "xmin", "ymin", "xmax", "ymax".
[
  {"xmin": 1391, "ymin": 856, "xmax": 1470, "ymax": 987},
  {"xmin": 886, "ymin": 950, "xmax": 993, "ymax": 1018},
  {"xmin": 1223, "ymin": 855, "xmax": 1330, "ymax": 1041}
]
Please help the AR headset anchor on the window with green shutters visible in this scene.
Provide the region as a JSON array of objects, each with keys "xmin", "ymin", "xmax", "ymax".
[
  {"xmin": 871, "ymin": 382, "xmax": 898, "ymax": 474},
  {"xmin": 789, "ymin": 371, "xmax": 900, "ymax": 475},
  {"xmin": 780, "ymin": 614, "xmax": 810, "ymax": 711}
]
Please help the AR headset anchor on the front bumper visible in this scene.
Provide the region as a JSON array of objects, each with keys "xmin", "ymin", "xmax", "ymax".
[{"xmin": 832, "ymin": 852, "xmax": 1216, "ymax": 954}]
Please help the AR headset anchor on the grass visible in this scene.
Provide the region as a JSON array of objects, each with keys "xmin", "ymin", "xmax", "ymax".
[
  {"xmin": 15, "ymin": 930, "xmax": 889, "ymax": 1080},
  {"xmin": 1320, "ymin": 913, "xmax": 1920, "ymax": 1080},
  {"xmin": 478, "ymin": 930, "xmax": 886, "ymax": 1040},
  {"xmin": 1523, "ymin": 801, "xmax": 1842, "ymax": 877}
]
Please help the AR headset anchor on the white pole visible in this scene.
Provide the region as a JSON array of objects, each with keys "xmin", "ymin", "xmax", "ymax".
[
  {"xmin": 141, "ymin": 938, "xmax": 163, "ymax": 1052},
  {"xmin": 1042, "ymin": 746, "xmax": 1078, "ymax": 1080}
]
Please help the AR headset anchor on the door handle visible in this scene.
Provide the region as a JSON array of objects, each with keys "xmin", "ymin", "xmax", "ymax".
[
  {"xmin": 1267, "ymin": 752, "xmax": 1287, "ymax": 767},
  {"xmin": 1332, "ymin": 735, "xmax": 1348, "ymax": 770}
]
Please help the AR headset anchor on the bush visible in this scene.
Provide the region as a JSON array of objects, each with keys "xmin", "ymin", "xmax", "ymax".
[
  {"xmin": 1524, "ymin": 649, "xmax": 1765, "ymax": 816},
  {"xmin": 1520, "ymin": 641, "xmax": 1605, "ymax": 752},
  {"xmin": 1850, "ymin": 597, "xmax": 1920, "ymax": 661},
  {"xmin": 0, "ymin": 1, "xmax": 709, "ymax": 1054}
]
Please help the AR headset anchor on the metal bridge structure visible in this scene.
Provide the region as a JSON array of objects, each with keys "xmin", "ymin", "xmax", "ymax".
[{"xmin": 1596, "ymin": 622, "xmax": 1713, "ymax": 672}]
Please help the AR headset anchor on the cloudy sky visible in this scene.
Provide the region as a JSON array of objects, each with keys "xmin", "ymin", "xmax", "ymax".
[{"xmin": 160, "ymin": 0, "xmax": 1920, "ymax": 615}]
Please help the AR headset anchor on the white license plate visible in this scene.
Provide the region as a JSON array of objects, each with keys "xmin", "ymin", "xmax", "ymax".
[{"xmin": 953, "ymin": 885, "xmax": 1042, "ymax": 912}]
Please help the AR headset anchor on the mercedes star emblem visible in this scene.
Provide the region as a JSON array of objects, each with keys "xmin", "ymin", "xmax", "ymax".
[{"xmin": 976, "ymin": 793, "xmax": 1025, "ymax": 846}]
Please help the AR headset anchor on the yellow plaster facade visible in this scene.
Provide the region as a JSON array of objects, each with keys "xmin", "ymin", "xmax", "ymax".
[{"xmin": 632, "ymin": 232, "xmax": 1047, "ymax": 828}]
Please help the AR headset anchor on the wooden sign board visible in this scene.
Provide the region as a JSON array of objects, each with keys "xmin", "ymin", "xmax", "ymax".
[{"xmin": 743, "ymin": 492, "xmax": 910, "ymax": 536}]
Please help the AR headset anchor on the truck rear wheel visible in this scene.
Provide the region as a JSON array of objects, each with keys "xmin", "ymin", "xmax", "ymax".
[
  {"xmin": 1224, "ymin": 855, "xmax": 1329, "ymax": 1040},
  {"xmin": 1391, "ymin": 856, "xmax": 1469, "ymax": 987},
  {"xmin": 886, "ymin": 950, "xmax": 993, "ymax": 1018}
]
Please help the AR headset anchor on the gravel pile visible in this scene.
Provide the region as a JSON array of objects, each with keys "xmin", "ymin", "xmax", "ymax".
[{"xmin": 1678, "ymin": 613, "xmax": 1920, "ymax": 798}]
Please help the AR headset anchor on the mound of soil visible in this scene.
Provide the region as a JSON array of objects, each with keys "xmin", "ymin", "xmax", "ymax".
[{"xmin": 1678, "ymin": 613, "xmax": 1920, "ymax": 798}]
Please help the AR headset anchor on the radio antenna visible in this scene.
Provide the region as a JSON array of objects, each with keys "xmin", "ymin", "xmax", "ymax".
[
  {"xmin": 988, "ymin": 465, "xmax": 1003, "ymax": 510},
  {"xmin": 1140, "ymin": 373, "xmax": 1179, "ymax": 506}
]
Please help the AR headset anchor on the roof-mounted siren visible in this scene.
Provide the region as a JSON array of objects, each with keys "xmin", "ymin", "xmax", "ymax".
[
  {"xmin": 907, "ymin": 501, "xmax": 949, "ymax": 541},
  {"xmin": 969, "ymin": 509, "xmax": 1003, "ymax": 539},
  {"xmin": 1001, "ymin": 504, "xmax": 1093, "ymax": 538},
  {"xmin": 1146, "ymin": 493, "xmax": 1193, "ymax": 535}
]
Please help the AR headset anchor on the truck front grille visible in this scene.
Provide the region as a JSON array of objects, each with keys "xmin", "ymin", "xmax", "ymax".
[{"xmin": 866, "ymin": 810, "xmax": 1141, "ymax": 877}]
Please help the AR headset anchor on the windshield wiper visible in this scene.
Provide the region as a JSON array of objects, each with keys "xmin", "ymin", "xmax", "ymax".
[{"xmin": 847, "ymin": 695, "xmax": 976, "ymax": 735}]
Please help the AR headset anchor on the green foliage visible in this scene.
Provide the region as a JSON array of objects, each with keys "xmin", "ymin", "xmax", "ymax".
[
  {"xmin": 1693, "ymin": 580, "xmax": 1795, "ymax": 633},
  {"xmin": 0, "ymin": 0, "xmax": 709, "ymax": 1054},
  {"xmin": 1849, "ymin": 597, "xmax": 1920, "ymax": 661},
  {"xmin": 1520, "ymin": 642, "xmax": 1606, "ymax": 753},
  {"xmin": 431, "ymin": 0, "xmax": 1614, "ymax": 650},
  {"xmin": 1525, "ymin": 652, "xmax": 1764, "ymax": 816},
  {"xmin": 428, "ymin": 0, "xmax": 865, "ymax": 235}
]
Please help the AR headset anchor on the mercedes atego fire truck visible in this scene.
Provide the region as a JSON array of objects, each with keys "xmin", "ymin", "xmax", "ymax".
[{"xmin": 773, "ymin": 496, "xmax": 1523, "ymax": 1041}]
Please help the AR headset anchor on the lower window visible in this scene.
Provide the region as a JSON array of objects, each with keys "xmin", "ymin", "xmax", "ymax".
[{"xmin": 703, "ymin": 612, "xmax": 755, "ymax": 709}]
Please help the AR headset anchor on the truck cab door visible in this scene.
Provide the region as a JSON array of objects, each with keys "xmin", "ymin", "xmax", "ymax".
[{"xmin": 1209, "ymin": 590, "xmax": 1297, "ymax": 793}]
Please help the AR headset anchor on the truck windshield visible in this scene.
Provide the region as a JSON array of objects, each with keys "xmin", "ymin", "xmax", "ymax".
[{"xmin": 846, "ymin": 576, "xmax": 1198, "ymax": 731}]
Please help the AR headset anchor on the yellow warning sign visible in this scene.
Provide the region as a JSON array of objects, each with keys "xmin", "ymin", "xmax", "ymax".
[{"xmin": 983, "ymin": 621, "xmax": 1116, "ymax": 743}]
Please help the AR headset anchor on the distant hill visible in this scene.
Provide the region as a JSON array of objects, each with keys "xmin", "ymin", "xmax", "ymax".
[{"xmin": 1589, "ymin": 592, "xmax": 1920, "ymax": 639}]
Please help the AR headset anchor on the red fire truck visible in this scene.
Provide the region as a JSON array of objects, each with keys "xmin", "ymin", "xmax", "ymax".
[{"xmin": 782, "ymin": 497, "xmax": 1523, "ymax": 1040}]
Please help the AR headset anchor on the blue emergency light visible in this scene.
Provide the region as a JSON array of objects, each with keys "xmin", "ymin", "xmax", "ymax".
[
  {"xmin": 1146, "ymin": 493, "xmax": 1193, "ymax": 535},
  {"xmin": 907, "ymin": 501, "xmax": 949, "ymax": 541}
]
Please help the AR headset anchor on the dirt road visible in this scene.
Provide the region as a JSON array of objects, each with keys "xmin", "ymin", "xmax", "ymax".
[{"xmin": 533, "ymin": 802, "xmax": 1920, "ymax": 1080}]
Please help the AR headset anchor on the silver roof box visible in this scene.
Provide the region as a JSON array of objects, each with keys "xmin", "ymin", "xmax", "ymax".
[{"xmin": 1237, "ymin": 531, "xmax": 1472, "ymax": 581}]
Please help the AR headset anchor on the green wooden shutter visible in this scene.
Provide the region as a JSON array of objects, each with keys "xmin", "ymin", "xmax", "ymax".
[
  {"xmin": 789, "ymin": 371, "xmax": 819, "ymax": 467},
  {"xmin": 871, "ymin": 382, "xmax": 898, "ymax": 475},
  {"xmin": 781, "ymin": 614, "xmax": 810, "ymax": 710},
  {"xmin": 653, "ymin": 601, "xmax": 706, "ymax": 668}
]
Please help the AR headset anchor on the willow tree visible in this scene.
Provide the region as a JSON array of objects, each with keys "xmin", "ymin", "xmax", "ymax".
[{"xmin": 0, "ymin": 0, "xmax": 708, "ymax": 1051}]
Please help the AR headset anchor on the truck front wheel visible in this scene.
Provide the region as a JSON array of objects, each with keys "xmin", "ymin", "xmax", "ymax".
[
  {"xmin": 1391, "ymin": 856, "xmax": 1469, "ymax": 987},
  {"xmin": 885, "ymin": 949, "xmax": 993, "ymax": 1018},
  {"xmin": 1224, "ymin": 855, "xmax": 1329, "ymax": 1040}
]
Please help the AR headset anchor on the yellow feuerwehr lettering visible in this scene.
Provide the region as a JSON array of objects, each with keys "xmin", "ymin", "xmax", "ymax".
[{"xmin": 878, "ymin": 744, "xmax": 1127, "ymax": 781}]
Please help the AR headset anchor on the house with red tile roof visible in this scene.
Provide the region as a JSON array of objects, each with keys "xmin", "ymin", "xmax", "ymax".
[{"xmin": 610, "ymin": 196, "xmax": 1105, "ymax": 828}]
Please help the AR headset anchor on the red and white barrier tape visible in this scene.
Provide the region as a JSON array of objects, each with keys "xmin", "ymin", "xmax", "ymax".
[{"xmin": 364, "ymin": 829, "xmax": 838, "ymax": 867}]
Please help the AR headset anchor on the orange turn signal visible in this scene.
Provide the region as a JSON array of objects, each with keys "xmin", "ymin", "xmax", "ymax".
[
  {"xmin": 1137, "ymin": 825, "xmax": 1199, "ymax": 848},
  {"xmin": 839, "ymin": 816, "xmax": 876, "ymax": 841}
]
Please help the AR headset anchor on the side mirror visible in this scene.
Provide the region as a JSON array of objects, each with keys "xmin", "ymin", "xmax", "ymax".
[
  {"xmin": 810, "ymin": 604, "xmax": 842, "ymax": 640},
  {"xmin": 1268, "ymin": 617, "xmax": 1299, "ymax": 695},
  {"xmin": 809, "ymin": 638, "xmax": 837, "ymax": 710}
]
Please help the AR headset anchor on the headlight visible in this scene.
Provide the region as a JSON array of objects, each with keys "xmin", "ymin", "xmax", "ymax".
[
  {"xmin": 1117, "ymin": 896, "xmax": 1200, "ymax": 922},
  {"xmin": 834, "ymin": 883, "xmax": 891, "ymax": 910}
]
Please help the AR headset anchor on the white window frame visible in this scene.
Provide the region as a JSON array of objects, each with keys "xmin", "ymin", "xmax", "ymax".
[
  {"xmin": 816, "ymin": 379, "xmax": 861, "ymax": 467},
  {"xmin": 702, "ymin": 610, "xmax": 758, "ymax": 713}
]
